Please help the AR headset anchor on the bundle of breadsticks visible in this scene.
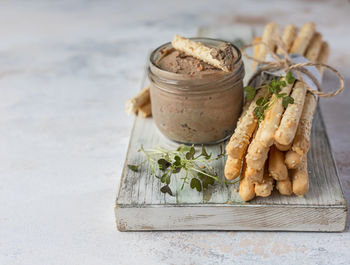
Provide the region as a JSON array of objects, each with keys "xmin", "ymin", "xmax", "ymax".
[{"xmin": 225, "ymin": 22, "xmax": 330, "ymax": 201}]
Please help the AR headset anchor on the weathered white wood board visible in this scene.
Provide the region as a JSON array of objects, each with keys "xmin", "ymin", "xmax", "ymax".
[
  {"xmin": 115, "ymin": 107, "xmax": 347, "ymax": 232},
  {"xmin": 115, "ymin": 26, "xmax": 347, "ymax": 232}
]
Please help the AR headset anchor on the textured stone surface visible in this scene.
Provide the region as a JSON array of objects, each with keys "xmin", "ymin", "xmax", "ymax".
[{"xmin": 0, "ymin": 1, "xmax": 349, "ymax": 264}]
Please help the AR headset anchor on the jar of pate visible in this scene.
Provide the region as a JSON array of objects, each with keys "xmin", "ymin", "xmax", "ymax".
[{"xmin": 148, "ymin": 38, "xmax": 245, "ymax": 144}]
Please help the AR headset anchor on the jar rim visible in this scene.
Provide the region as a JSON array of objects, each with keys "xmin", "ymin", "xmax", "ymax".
[{"xmin": 149, "ymin": 37, "xmax": 242, "ymax": 77}]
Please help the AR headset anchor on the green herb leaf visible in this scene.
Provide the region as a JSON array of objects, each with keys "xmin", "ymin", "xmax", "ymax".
[
  {"xmin": 244, "ymin": 86, "xmax": 256, "ymax": 100},
  {"xmin": 172, "ymin": 155, "xmax": 182, "ymax": 173},
  {"xmin": 198, "ymin": 172, "xmax": 215, "ymax": 189},
  {"xmin": 186, "ymin": 146, "xmax": 195, "ymax": 160},
  {"xmin": 190, "ymin": 178, "xmax": 202, "ymax": 192},
  {"xmin": 174, "ymin": 155, "xmax": 181, "ymax": 166},
  {"xmin": 127, "ymin": 165, "xmax": 139, "ymax": 172},
  {"xmin": 160, "ymin": 185, "xmax": 173, "ymax": 196},
  {"xmin": 282, "ymin": 96, "xmax": 294, "ymax": 108},
  {"xmin": 160, "ymin": 172, "xmax": 171, "ymax": 184},
  {"xmin": 172, "ymin": 167, "xmax": 181, "ymax": 174},
  {"xmin": 158, "ymin": 159, "xmax": 171, "ymax": 171},
  {"xmin": 254, "ymin": 106, "xmax": 265, "ymax": 122},
  {"xmin": 177, "ymin": 144, "xmax": 191, "ymax": 152},
  {"xmin": 201, "ymin": 146, "xmax": 211, "ymax": 159},
  {"xmin": 256, "ymin": 97, "xmax": 268, "ymax": 106},
  {"xmin": 286, "ymin": 72, "xmax": 296, "ymax": 84}
]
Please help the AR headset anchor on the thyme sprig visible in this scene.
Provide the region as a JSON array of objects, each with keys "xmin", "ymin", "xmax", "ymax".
[
  {"xmin": 244, "ymin": 72, "xmax": 296, "ymax": 122},
  {"xmin": 127, "ymin": 144, "xmax": 239, "ymax": 196}
]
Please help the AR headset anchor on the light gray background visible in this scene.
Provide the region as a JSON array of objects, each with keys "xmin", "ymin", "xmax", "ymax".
[{"xmin": 0, "ymin": 1, "xmax": 349, "ymax": 264}]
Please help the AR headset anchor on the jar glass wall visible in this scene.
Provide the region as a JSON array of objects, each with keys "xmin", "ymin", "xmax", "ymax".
[{"xmin": 148, "ymin": 38, "xmax": 245, "ymax": 144}]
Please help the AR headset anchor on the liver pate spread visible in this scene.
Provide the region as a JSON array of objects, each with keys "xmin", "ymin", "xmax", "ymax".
[{"xmin": 157, "ymin": 48, "xmax": 220, "ymax": 75}]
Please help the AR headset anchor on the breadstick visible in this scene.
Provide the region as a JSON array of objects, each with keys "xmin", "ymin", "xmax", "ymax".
[
  {"xmin": 285, "ymin": 39, "xmax": 328, "ymax": 169},
  {"xmin": 274, "ymin": 81, "xmax": 307, "ymax": 146},
  {"xmin": 290, "ymin": 22, "xmax": 316, "ymax": 55},
  {"xmin": 274, "ymin": 142, "xmax": 291, "ymax": 151},
  {"xmin": 268, "ymin": 146, "xmax": 288, "ymax": 181},
  {"xmin": 304, "ymin": 32, "xmax": 323, "ymax": 60},
  {"xmin": 224, "ymin": 87, "xmax": 267, "ymax": 180},
  {"xmin": 138, "ymin": 101, "xmax": 152, "ymax": 118},
  {"xmin": 239, "ymin": 162, "xmax": 256, "ymax": 202},
  {"xmin": 253, "ymin": 36, "xmax": 262, "ymax": 56},
  {"xmin": 317, "ymin": 42, "xmax": 330, "ymax": 76},
  {"xmin": 285, "ymin": 150, "xmax": 302, "ymax": 169},
  {"xmin": 246, "ymin": 166, "xmax": 264, "ymax": 183},
  {"xmin": 277, "ymin": 24, "xmax": 297, "ymax": 54},
  {"xmin": 224, "ymin": 157, "xmax": 241, "ymax": 181},
  {"xmin": 274, "ymin": 24, "xmax": 319, "ymax": 146},
  {"xmin": 292, "ymin": 156, "xmax": 309, "ymax": 196},
  {"xmin": 256, "ymin": 22, "xmax": 279, "ymax": 62},
  {"xmin": 125, "ymin": 86, "xmax": 150, "ymax": 115},
  {"xmin": 276, "ymin": 178, "xmax": 292, "ymax": 195},
  {"xmin": 285, "ymin": 93, "xmax": 316, "ymax": 169},
  {"xmin": 255, "ymin": 166, "xmax": 274, "ymax": 197},
  {"xmin": 252, "ymin": 36, "xmax": 262, "ymax": 72},
  {"xmin": 171, "ymin": 35, "xmax": 234, "ymax": 72},
  {"xmin": 270, "ymin": 144, "xmax": 292, "ymax": 195}
]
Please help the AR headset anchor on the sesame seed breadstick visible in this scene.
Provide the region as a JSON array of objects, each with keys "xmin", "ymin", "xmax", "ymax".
[
  {"xmin": 274, "ymin": 25, "xmax": 321, "ymax": 146},
  {"xmin": 277, "ymin": 24, "xmax": 297, "ymax": 54},
  {"xmin": 269, "ymin": 145, "xmax": 292, "ymax": 195},
  {"xmin": 255, "ymin": 166, "xmax": 274, "ymax": 197},
  {"xmin": 224, "ymin": 87, "xmax": 267, "ymax": 180},
  {"xmin": 274, "ymin": 142, "xmax": 291, "ymax": 151},
  {"xmin": 317, "ymin": 42, "xmax": 330, "ymax": 76},
  {"xmin": 268, "ymin": 146, "xmax": 288, "ymax": 181},
  {"xmin": 138, "ymin": 101, "xmax": 152, "ymax": 118},
  {"xmin": 239, "ymin": 161, "xmax": 256, "ymax": 202},
  {"xmin": 285, "ymin": 40, "xmax": 329, "ymax": 169},
  {"xmin": 246, "ymin": 166, "xmax": 264, "ymax": 183},
  {"xmin": 224, "ymin": 156, "xmax": 241, "ymax": 181},
  {"xmin": 255, "ymin": 22, "xmax": 279, "ymax": 63},
  {"xmin": 285, "ymin": 93, "xmax": 316, "ymax": 169},
  {"xmin": 285, "ymin": 151, "xmax": 302, "ymax": 169},
  {"xmin": 290, "ymin": 22, "xmax": 316, "ymax": 55},
  {"xmin": 252, "ymin": 36, "xmax": 262, "ymax": 72},
  {"xmin": 125, "ymin": 86, "xmax": 150, "ymax": 115},
  {"xmin": 274, "ymin": 81, "xmax": 307, "ymax": 146},
  {"xmin": 276, "ymin": 178, "xmax": 293, "ymax": 195},
  {"xmin": 236, "ymin": 37, "xmax": 262, "ymax": 127},
  {"xmin": 292, "ymin": 156, "xmax": 309, "ymax": 196},
  {"xmin": 304, "ymin": 32, "xmax": 323, "ymax": 61},
  {"xmin": 171, "ymin": 35, "xmax": 234, "ymax": 72}
]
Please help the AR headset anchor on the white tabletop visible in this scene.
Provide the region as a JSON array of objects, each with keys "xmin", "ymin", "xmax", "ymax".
[{"xmin": 1, "ymin": 1, "xmax": 349, "ymax": 264}]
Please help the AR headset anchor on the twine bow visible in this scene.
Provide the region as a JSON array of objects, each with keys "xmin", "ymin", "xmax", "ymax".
[{"xmin": 240, "ymin": 35, "xmax": 344, "ymax": 98}]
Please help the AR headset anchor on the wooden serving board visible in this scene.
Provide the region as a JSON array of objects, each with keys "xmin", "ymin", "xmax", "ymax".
[{"xmin": 115, "ymin": 26, "xmax": 347, "ymax": 232}]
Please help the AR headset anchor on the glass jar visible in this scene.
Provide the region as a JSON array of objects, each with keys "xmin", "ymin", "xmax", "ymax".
[{"xmin": 148, "ymin": 38, "xmax": 244, "ymax": 144}]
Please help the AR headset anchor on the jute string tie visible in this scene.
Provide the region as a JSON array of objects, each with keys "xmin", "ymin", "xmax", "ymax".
[{"xmin": 240, "ymin": 35, "xmax": 344, "ymax": 98}]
